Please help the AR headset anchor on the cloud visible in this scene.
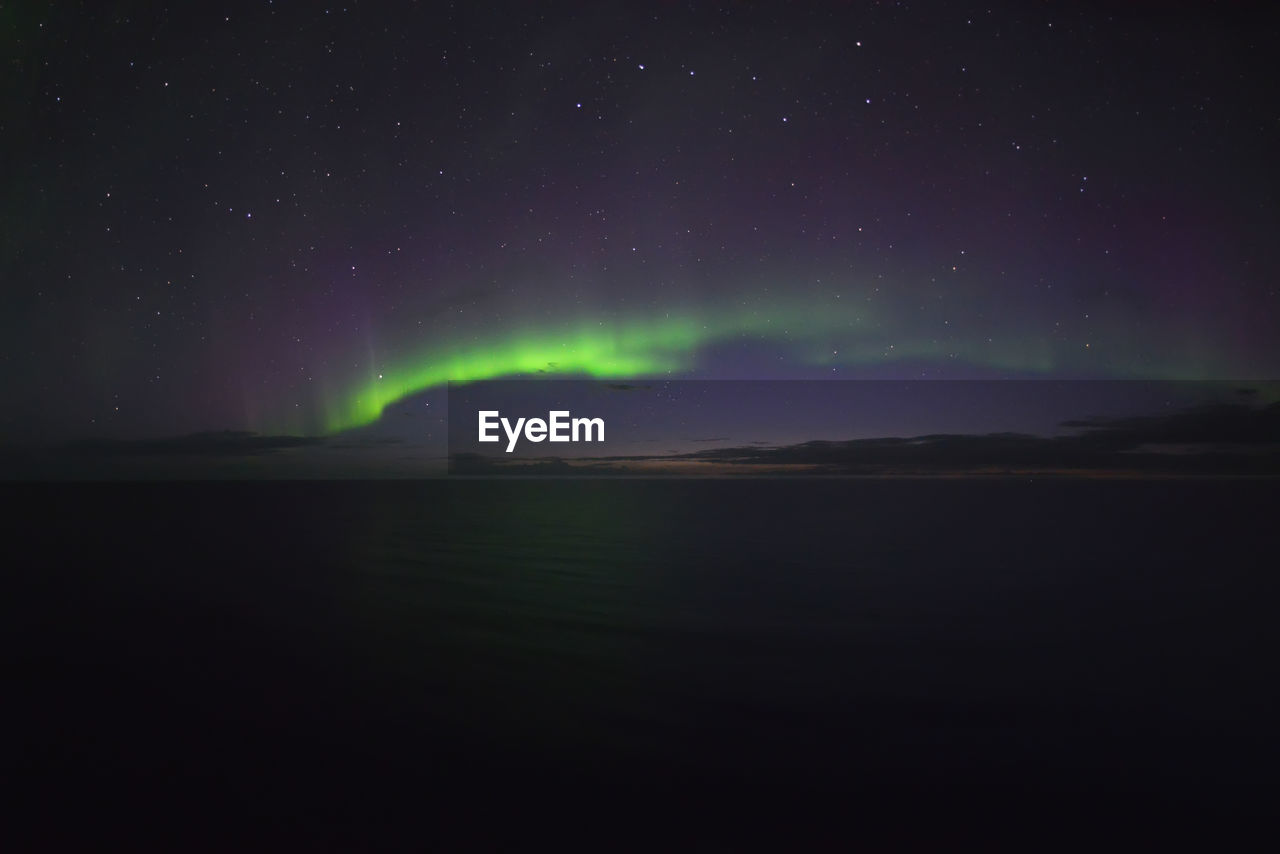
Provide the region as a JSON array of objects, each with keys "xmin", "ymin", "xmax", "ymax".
[
  {"xmin": 61, "ymin": 431, "xmax": 325, "ymax": 458},
  {"xmin": 324, "ymin": 437, "xmax": 405, "ymax": 450},
  {"xmin": 450, "ymin": 401, "xmax": 1280, "ymax": 476},
  {"xmin": 1061, "ymin": 401, "xmax": 1280, "ymax": 448}
]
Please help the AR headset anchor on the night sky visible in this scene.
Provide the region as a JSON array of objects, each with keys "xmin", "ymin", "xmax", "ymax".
[{"xmin": 4, "ymin": 1, "xmax": 1278, "ymax": 444}]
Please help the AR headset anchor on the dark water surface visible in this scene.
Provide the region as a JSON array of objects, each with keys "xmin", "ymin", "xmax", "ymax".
[{"xmin": 5, "ymin": 479, "xmax": 1277, "ymax": 847}]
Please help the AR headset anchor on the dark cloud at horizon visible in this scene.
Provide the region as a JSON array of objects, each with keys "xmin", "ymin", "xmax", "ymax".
[
  {"xmin": 450, "ymin": 399, "xmax": 1280, "ymax": 477},
  {"xmin": 60, "ymin": 431, "xmax": 326, "ymax": 457},
  {"xmin": 4, "ymin": 389, "xmax": 1276, "ymax": 480}
]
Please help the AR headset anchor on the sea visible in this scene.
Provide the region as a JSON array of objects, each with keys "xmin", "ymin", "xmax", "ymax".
[{"xmin": 5, "ymin": 478, "xmax": 1277, "ymax": 848}]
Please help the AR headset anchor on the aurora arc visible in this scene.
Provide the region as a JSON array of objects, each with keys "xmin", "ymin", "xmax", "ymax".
[
  {"xmin": 310, "ymin": 297, "xmax": 1229, "ymax": 436},
  {"xmin": 314, "ymin": 299, "xmax": 1020, "ymax": 435}
]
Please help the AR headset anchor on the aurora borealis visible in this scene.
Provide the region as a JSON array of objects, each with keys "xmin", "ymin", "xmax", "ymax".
[
  {"xmin": 318, "ymin": 296, "xmax": 1248, "ymax": 435},
  {"xmin": 3, "ymin": 2, "xmax": 1277, "ymax": 445}
]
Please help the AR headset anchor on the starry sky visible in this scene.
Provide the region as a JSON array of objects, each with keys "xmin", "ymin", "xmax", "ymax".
[{"xmin": 4, "ymin": 1, "xmax": 1278, "ymax": 445}]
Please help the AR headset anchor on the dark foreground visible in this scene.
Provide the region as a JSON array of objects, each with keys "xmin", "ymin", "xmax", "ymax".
[{"xmin": 5, "ymin": 479, "xmax": 1277, "ymax": 849}]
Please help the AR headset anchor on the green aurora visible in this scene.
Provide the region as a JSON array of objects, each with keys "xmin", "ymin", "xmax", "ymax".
[{"xmin": 302, "ymin": 295, "xmax": 1234, "ymax": 436}]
